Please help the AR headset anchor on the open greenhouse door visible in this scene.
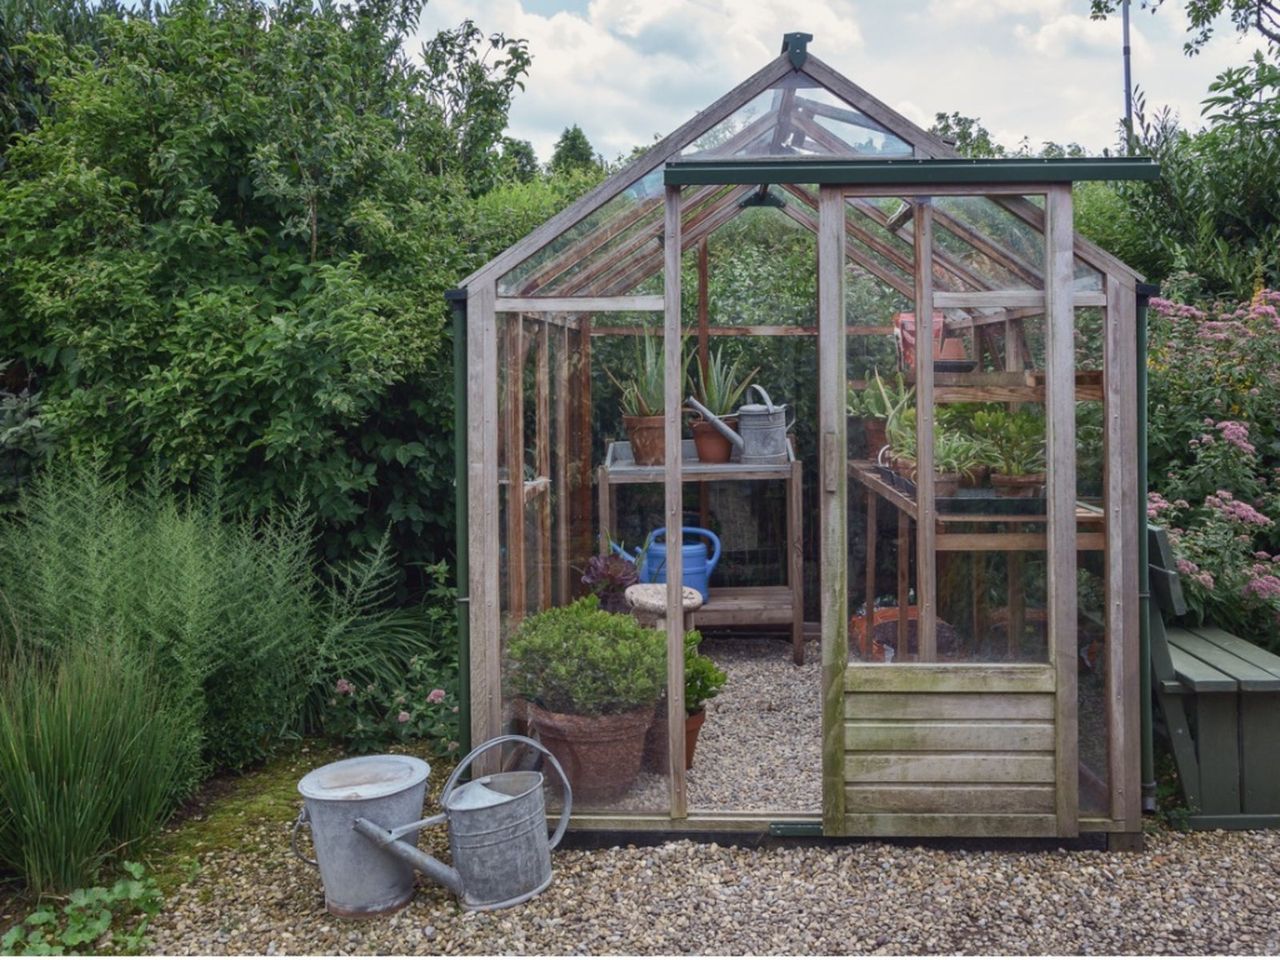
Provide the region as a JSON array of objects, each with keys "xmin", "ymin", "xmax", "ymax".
[{"xmin": 817, "ymin": 186, "xmax": 1081, "ymax": 838}]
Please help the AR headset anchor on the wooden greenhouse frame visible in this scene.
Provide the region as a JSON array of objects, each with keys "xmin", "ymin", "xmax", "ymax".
[{"xmin": 449, "ymin": 35, "xmax": 1159, "ymax": 845}]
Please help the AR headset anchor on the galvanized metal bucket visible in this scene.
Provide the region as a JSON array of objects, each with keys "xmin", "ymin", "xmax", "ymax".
[
  {"xmin": 294, "ymin": 736, "xmax": 571, "ymax": 917},
  {"xmin": 293, "ymin": 754, "xmax": 430, "ymax": 917}
]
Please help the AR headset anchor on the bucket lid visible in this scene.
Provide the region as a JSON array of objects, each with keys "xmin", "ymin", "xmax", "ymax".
[
  {"xmin": 444, "ymin": 778, "xmax": 512, "ymax": 812},
  {"xmin": 298, "ymin": 755, "xmax": 430, "ymax": 802}
]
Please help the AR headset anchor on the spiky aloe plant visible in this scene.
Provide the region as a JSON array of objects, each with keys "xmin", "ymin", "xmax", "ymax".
[{"xmin": 691, "ymin": 346, "xmax": 758, "ymax": 417}]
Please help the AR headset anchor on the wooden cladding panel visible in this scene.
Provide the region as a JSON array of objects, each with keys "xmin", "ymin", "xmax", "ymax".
[
  {"xmin": 845, "ymin": 664, "xmax": 1055, "ymax": 694},
  {"xmin": 845, "ymin": 784, "xmax": 1055, "ymax": 814},
  {"xmin": 845, "ymin": 720, "xmax": 1054, "ymax": 753},
  {"xmin": 845, "ymin": 692, "xmax": 1054, "ymax": 721},
  {"xmin": 846, "ymin": 751, "xmax": 1055, "ymax": 783}
]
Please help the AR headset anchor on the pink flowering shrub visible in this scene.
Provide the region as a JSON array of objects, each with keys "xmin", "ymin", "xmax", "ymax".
[
  {"xmin": 322, "ymin": 657, "xmax": 460, "ymax": 757},
  {"xmin": 1147, "ymin": 292, "xmax": 1280, "ymax": 646}
]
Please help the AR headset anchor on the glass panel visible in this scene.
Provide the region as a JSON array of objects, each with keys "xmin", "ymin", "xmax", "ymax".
[
  {"xmin": 846, "ymin": 198, "xmax": 917, "ymax": 664},
  {"xmin": 496, "ymin": 310, "xmax": 670, "ymax": 815},
  {"xmin": 1076, "ymin": 303, "xmax": 1109, "ymax": 814},
  {"xmin": 682, "ymin": 200, "xmax": 819, "ymax": 814},
  {"xmin": 929, "ymin": 195, "xmax": 1046, "ymax": 290},
  {"xmin": 498, "ymin": 169, "xmax": 664, "ymax": 296},
  {"xmin": 929, "ymin": 192, "xmax": 1051, "ymax": 663},
  {"xmin": 683, "ymin": 80, "xmax": 912, "ymax": 159}
]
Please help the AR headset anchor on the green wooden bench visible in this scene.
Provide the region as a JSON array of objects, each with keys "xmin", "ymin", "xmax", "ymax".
[{"xmin": 1149, "ymin": 526, "xmax": 1280, "ymax": 829}]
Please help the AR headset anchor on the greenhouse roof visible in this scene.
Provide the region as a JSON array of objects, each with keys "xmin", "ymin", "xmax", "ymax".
[{"xmin": 663, "ymin": 156, "xmax": 1162, "ymax": 187}]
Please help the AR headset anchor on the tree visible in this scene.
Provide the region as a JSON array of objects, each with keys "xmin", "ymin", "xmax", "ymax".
[
  {"xmin": 550, "ymin": 123, "xmax": 597, "ymax": 174},
  {"xmin": 929, "ymin": 112, "xmax": 1006, "ymax": 158},
  {"xmin": 1090, "ymin": 0, "xmax": 1280, "ymax": 53},
  {"xmin": 0, "ymin": 0, "xmax": 534, "ymax": 593},
  {"xmin": 500, "ymin": 136, "xmax": 539, "ymax": 182}
]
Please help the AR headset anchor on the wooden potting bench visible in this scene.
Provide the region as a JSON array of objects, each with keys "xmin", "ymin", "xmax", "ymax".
[{"xmin": 597, "ymin": 438, "xmax": 805, "ymax": 664}]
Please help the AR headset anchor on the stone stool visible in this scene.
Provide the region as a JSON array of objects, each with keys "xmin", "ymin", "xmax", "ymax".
[{"xmin": 624, "ymin": 583, "xmax": 704, "ymax": 634}]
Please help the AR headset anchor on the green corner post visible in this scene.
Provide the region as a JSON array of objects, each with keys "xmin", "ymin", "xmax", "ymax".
[
  {"xmin": 446, "ymin": 288, "xmax": 471, "ymax": 757},
  {"xmin": 1137, "ymin": 283, "xmax": 1158, "ymax": 813}
]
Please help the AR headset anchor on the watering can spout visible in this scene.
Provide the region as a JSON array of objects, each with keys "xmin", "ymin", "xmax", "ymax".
[
  {"xmin": 353, "ymin": 817, "xmax": 465, "ymax": 897},
  {"xmin": 685, "ymin": 396, "xmax": 744, "ymax": 451}
]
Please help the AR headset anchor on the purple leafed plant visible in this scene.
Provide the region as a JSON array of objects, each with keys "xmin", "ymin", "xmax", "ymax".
[{"xmin": 581, "ymin": 553, "xmax": 639, "ymax": 613}]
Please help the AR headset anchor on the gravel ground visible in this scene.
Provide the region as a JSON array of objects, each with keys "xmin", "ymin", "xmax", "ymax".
[
  {"xmin": 150, "ymin": 825, "xmax": 1280, "ymax": 955},
  {"xmin": 551, "ymin": 635, "xmax": 822, "ymax": 816}
]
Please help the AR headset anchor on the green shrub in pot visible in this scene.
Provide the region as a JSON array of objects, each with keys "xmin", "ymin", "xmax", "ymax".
[{"xmin": 505, "ymin": 596, "xmax": 665, "ymax": 801}]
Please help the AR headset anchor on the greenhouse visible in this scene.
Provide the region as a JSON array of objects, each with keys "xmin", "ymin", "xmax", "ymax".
[{"xmin": 448, "ymin": 34, "xmax": 1159, "ymax": 843}]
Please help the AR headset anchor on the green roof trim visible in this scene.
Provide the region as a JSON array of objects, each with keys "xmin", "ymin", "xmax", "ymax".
[{"xmin": 664, "ymin": 156, "xmax": 1160, "ymax": 186}]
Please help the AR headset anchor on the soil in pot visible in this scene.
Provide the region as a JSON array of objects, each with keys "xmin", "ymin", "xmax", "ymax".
[
  {"xmin": 624, "ymin": 414, "xmax": 665, "ymax": 466},
  {"xmin": 527, "ymin": 702, "xmax": 654, "ymax": 803},
  {"xmin": 991, "ymin": 472, "xmax": 1046, "ymax": 498},
  {"xmin": 642, "ymin": 702, "xmax": 707, "ymax": 772},
  {"xmin": 690, "ymin": 416, "xmax": 736, "ymax": 464}
]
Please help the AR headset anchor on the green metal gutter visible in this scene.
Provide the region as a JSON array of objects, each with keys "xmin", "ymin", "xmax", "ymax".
[
  {"xmin": 663, "ymin": 156, "xmax": 1161, "ymax": 187},
  {"xmin": 1136, "ymin": 282, "xmax": 1158, "ymax": 813},
  {"xmin": 446, "ymin": 287, "xmax": 471, "ymax": 756}
]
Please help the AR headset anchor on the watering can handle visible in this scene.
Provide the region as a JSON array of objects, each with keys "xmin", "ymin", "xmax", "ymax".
[
  {"xmin": 683, "ymin": 526, "xmax": 721, "ymax": 572},
  {"xmin": 291, "ymin": 807, "xmax": 319, "ymax": 867},
  {"xmin": 748, "ymin": 384, "xmax": 775, "ymax": 411},
  {"xmin": 440, "ymin": 734, "xmax": 573, "ymax": 851}
]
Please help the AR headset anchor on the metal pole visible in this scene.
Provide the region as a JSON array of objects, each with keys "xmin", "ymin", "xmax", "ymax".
[
  {"xmin": 1123, "ymin": 0, "xmax": 1134, "ymax": 154},
  {"xmin": 447, "ymin": 288, "xmax": 471, "ymax": 757}
]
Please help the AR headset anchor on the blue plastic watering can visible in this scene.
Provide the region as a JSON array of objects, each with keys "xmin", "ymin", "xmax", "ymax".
[{"xmin": 612, "ymin": 527, "xmax": 721, "ymax": 601}]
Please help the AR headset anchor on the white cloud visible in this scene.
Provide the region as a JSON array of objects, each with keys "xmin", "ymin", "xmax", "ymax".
[{"xmin": 413, "ymin": 0, "xmax": 1256, "ymax": 162}]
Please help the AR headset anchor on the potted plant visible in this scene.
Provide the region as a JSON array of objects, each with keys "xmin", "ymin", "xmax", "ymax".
[
  {"xmin": 973, "ymin": 409, "xmax": 1046, "ymax": 497},
  {"xmin": 687, "ymin": 347, "xmax": 757, "ymax": 464},
  {"xmin": 858, "ymin": 371, "xmax": 914, "ymax": 458},
  {"xmin": 505, "ymin": 596, "xmax": 665, "ymax": 802},
  {"xmin": 643, "ymin": 631, "xmax": 727, "ymax": 771},
  {"xmin": 885, "ymin": 404, "xmax": 917, "ymax": 489},
  {"xmin": 580, "ymin": 552, "xmax": 639, "ymax": 613},
  {"xmin": 933, "ymin": 430, "xmax": 985, "ymax": 498},
  {"xmin": 606, "ymin": 331, "xmax": 666, "ymax": 465}
]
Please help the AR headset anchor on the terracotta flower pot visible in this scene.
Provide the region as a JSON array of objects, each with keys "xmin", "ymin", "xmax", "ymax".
[
  {"xmin": 862, "ymin": 417, "xmax": 888, "ymax": 457},
  {"xmin": 961, "ymin": 465, "xmax": 990, "ymax": 489},
  {"xmin": 934, "ymin": 472, "xmax": 961, "ymax": 498},
  {"xmin": 991, "ymin": 472, "xmax": 1046, "ymax": 498},
  {"xmin": 690, "ymin": 416, "xmax": 736, "ymax": 464},
  {"xmin": 624, "ymin": 414, "xmax": 665, "ymax": 466},
  {"xmin": 643, "ymin": 702, "xmax": 708, "ymax": 772},
  {"xmin": 527, "ymin": 702, "xmax": 653, "ymax": 803}
]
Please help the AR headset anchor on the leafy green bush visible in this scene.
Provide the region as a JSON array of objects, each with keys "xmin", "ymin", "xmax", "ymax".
[
  {"xmin": 1, "ymin": 861, "xmax": 162, "ymax": 955},
  {"xmin": 683, "ymin": 632, "xmax": 726, "ymax": 715},
  {"xmin": 0, "ymin": 644, "xmax": 191, "ymax": 894},
  {"xmin": 505, "ymin": 596, "xmax": 665, "ymax": 715}
]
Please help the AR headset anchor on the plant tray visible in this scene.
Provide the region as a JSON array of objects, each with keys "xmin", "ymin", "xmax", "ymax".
[{"xmin": 874, "ymin": 466, "xmax": 1046, "ymax": 515}]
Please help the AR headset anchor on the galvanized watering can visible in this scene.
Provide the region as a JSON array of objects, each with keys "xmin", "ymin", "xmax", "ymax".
[
  {"xmin": 686, "ymin": 385, "xmax": 791, "ymax": 464},
  {"xmin": 293, "ymin": 735, "xmax": 571, "ymax": 916},
  {"xmin": 612, "ymin": 526, "xmax": 721, "ymax": 600}
]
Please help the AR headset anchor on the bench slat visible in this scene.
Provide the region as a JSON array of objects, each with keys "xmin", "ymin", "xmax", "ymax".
[
  {"xmin": 1166, "ymin": 632, "xmax": 1238, "ymax": 692},
  {"xmin": 1171, "ymin": 629, "xmax": 1280, "ymax": 692},
  {"xmin": 1192, "ymin": 626, "xmax": 1280, "ymax": 680}
]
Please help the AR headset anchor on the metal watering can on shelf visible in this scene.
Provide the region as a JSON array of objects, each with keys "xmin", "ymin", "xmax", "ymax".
[
  {"xmin": 292, "ymin": 735, "xmax": 570, "ymax": 916},
  {"xmin": 686, "ymin": 385, "xmax": 791, "ymax": 464},
  {"xmin": 612, "ymin": 526, "xmax": 721, "ymax": 601}
]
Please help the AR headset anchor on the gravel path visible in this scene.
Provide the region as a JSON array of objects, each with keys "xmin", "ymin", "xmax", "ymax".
[
  {"xmin": 549, "ymin": 635, "xmax": 822, "ymax": 816},
  {"xmin": 151, "ymin": 810, "xmax": 1280, "ymax": 955}
]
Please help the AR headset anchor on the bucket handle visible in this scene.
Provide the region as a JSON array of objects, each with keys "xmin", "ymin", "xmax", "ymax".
[
  {"xmin": 440, "ymin": 735, "xmax": 572, "ymax": 850},
  {"xmin": 291, "ymin": 807, "xmax": 319, "ymax": 867}
]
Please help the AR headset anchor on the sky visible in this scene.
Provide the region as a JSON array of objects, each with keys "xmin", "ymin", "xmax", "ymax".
[{"xmin": 410, "ymin": 0, "xmax": 1263, "ymax": 163}]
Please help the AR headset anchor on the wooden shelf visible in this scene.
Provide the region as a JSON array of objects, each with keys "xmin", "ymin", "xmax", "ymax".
[
  {"xmin": 602, "ymin": 439, "xmax": 796, "ymax": 483},
  {"xmin": 598, "ymin": 440, "xmax": 805, "ymax": 663}
]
